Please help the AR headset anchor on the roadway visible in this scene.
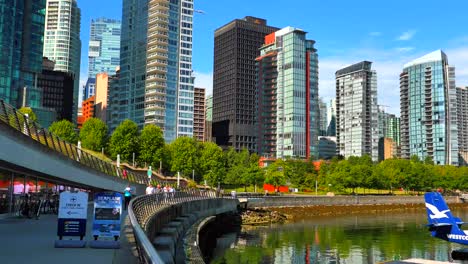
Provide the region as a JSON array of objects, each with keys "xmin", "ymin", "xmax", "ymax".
[{"xmin": 0, "ymin": 204, "xmax": 138, "ymax": 264}]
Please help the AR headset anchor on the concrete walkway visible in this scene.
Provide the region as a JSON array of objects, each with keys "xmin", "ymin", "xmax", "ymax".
[{"xmin": 0, "ymin": 206, "xmax": 138, "ymax": 264}]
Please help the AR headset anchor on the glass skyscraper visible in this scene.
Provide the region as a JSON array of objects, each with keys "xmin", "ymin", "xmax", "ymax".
[
  {"xmin": 0, "ymin": 0, "xmax": 46, "ymax": 108},
  {"xmin": 400, "ymin": 50, "xmax": 458, "ymax": 165},
  {"xmin": 336, "ymin": 61, "xmax": 379, "ymax": 161},
  {"xmin": 43, "ymin": 0, "xmax": 81, "ymax": 122},
  {"xmin": 117, "ymin": 0, "xmax": 194, "ymax": 142},
  {"xmin": 256, "ymin": 27, "xmax": 319, "ymax": 159},
  {"xmin": 84, "ymin": 18, "xmax": 121, "ymax": 100}
]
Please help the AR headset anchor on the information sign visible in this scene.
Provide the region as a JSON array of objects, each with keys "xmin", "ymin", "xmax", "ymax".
[
  {"xmin": 57, "ymin": 191, "xmax": 88, "ymax": 238},
  {"xmin": 92, "ymin": 192, "xmax": 123, "ymax": 239}
]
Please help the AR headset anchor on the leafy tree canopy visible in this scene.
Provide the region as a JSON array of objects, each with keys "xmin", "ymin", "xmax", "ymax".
[
  {"xmin": 109, "ymin": 119, "xmax": 139, "ymax": 161},
  {"xmin": 138, "ymin": 124, "xmax": 165, "ymax": 168},
  {"xmin": 79, "ymin": 118, "xmax": 108, "ymax": 151},
  {"xmin": 49, "ymin": 119, "xmax": 78, "ymax": 144}
]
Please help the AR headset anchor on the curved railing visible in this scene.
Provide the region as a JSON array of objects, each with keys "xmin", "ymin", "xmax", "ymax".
[
  {"xmin": 128, "ymin": 190, "xmax": 219, "ymax": 264},
  {"xmin": 0, "ymin": 99, "xmax": 147, "ymax": 185}
]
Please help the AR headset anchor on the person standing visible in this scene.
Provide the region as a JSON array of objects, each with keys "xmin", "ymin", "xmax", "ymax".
[
  {"xmin": 146, "ymin": 184, "xmax": 154, "ymax": 195},
  {"xmin": 124, "ymin": 185, "xmax": 132, "ymax": 210}
]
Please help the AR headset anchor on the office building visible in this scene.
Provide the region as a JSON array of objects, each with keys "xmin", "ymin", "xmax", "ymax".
[
  {"xmin": 319, "ymin": 98, "xmax": 327, "ymax": 136},
  {"xmin": 39, "ymin": 58, "xmax": 74, "ymax": 122},
  {"xmin": 213, "ymin": 16, "xmax": 278, "ymax": 152},
  {"xmin": 81, "ymin": 96, "xmax": 95, "ymax": 124},
  {"xmin": 106, "ymin": 68, "xmax": 120, "ymax": 130},
  {"xmin": 327, "ymin": 98, "xmax": 336, "ymax": 136},
  {"xmin": 400, "ymin": 50, "xmax": 458, "ymax": 165},
  {"xmin": 193, "ymin": 87, "xmax": 205, "ymax": 142},
  {"xmin": 318, "ymin": 136, "xmax": 337, "ymax": 160},
  {"xmin": 84, "ymin": 18, "xmax": 121, "ymax": 100},
  {"xmin": 118, "ymin": 0, "xmax": 194, "ymax": 142},
  {"xmin": 0, "ymin": 0, "xmax": 45, "ymax": 108},
  {"xmin": 205, "ymin": 95, "xmax": 213, "ymax": 142},
  {"xmin": 94, "ymin": 73, "xmax": 110, "ymax": 123},
  {"xmin": 336, "ymin": 61, "xmax": 379, "ymax": 161},
  {"xmin": 256, "ymin": 27, "xmax": 319, "ymax": 159},
  {"xmin": 43, "ymin": 0, "xmax": 81, "ymax": 122},
  {"xmin": 456, "ymin": 86, "xmax": 468, "ymax": 165}
]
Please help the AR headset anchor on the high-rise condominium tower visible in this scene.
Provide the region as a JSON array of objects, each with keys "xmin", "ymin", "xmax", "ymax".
[
  {"xmin": 84, "ymin": 17, "xmax": 121, "ymax": 100},
  {"xmin": 43, "ymin": 0, "xmax": 81, "ymax": 122},
  {"xmin": 326, "ymin": 98, "xmax": 336, "ymax": 136},
  {"xmin": 400, "ymin": 50, "xmax": 458, "ymax": 165},
  {"xmin": 213, "ymin": 17, "xmax": 278, "ymax": 152},
  {"xmin": 0, "ymin": 0, "xmax": 45, "ymax": 108},
  {"xmin": 457, "ymin": 86, "xmax": 468, "ymax": 165},
  {"xmin": 256, "ymin": 27, "xmax": 319, "ymax": 159},
  {"xmin": 319, "ymin": 98, "xmax": 328, "ymax": 136},
  {"xmin": 117, "ymin": 0, "xmax": 194, "ymax": 142},
  {"xmin": 336, "ymin": 61, "xmax": 379, "ymax": 161},
  {"xmin": 193, "ymin": 87, "xmax": 205, "ymax": 142}
]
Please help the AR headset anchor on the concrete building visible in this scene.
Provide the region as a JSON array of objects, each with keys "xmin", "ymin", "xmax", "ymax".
[
  {"xmin": 94, "ymin": 73, "xmax": 110, "ymax": 123},
  {"xmin": 456, "ymin": 86, "xmax": 468, "ymax": 165},
  {"xmin": 0, "ymin": 0, "xmax": 45, "ymax": 109},
  {"xmin": 212, "ymin": 16, "xmax": 278, "ymax": 152},
  {"xmin": 43, "ymin": 0, "xmax": 81, "ymax": 122},
  {"xmin": 81, "ymin": 96, "xmax": 95, "ymax": 124},
  {"xmin": 106, "ymin": 68, "xmax": 120, "ymax": 130},
  {"xmin": 84, "ymin": 18, "xmax": 121, "ymax": 100},
  {"xmin": 256, "ymin": 27, "xmax": 319, "ymax": 159},
  {"xmin": 336, "ymin": 61, "xmax": 379, "ymax": 161},
  {"xmin": 400, "ymin": 50, "xmax": 458, "ymax": 165},
  {"xmin": 205, "ymin": 95, "xmax": 213, "ymax": 142},
  {"xmin": 117, "ymin": 0, "xmax": 194, "ymax": 142},
  {"xmin": 39, "ymin": 58, "xmax": 74, "ymax": 123},
  {"xmin": 193, "ymin": 87, "xmax": 205, "ymax": 142}
]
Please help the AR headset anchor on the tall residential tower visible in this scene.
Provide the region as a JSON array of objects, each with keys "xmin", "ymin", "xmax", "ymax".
[
  {"xmin": 256, "ymin": 27, "xmax": 319, "ymax": 159},
  {"xmin": 336, "ymin": 61, "xmax": 379, "ymax": 161},
  {"xmin": 212, "ymin": 17, "xmax": 278, "ymax": 152},
  {"xmin": 400, "ymin": 50, "xmax": 458, "ymax": 165},
  {"xmin": 43, "ymin": 0, "xmax": 81, "ymax": 122},
  {"xmin": 116, "ymin": 0, "xmax": 194, "ymax": 142}
]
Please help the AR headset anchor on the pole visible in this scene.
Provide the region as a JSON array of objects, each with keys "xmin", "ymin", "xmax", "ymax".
[
  {"xmin": 159, "ymin": 160, "xmax": 162, "ymax": 172},
  {"xmin": 117, "ymin": 154, "xmax": 120, "ymax": 167},
  {"xmin": 315, "ymin": 180, "xmax": 317, "ymax": 196},
  {"xmin": 192, "ymin": 169, "xmax": 194, "ymax": 181},
  {"xmin": 177, "ymin": 171, "xmax": 180, "ymax": 188},
  {"xmin": 101, "ymin": 147, "xmax": 104, "ymax": 156},
  {"xmin": 132, "ymin": 153, "xmax": 135, "ymax": 167}
]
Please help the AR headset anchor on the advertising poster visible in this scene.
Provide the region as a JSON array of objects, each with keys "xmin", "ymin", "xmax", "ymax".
[
  {"xmin": 57, "ymin": 191, "xmax": 88, "ymax": 238},
  {"xmin": 92, "ymin": 192, "xmax": 123, "ymax": 239}
]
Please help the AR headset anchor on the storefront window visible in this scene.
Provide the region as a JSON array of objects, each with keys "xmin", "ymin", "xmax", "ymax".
[{"xmin": 0, "ymin": 169, "xmax": 12, "ymax": 214}]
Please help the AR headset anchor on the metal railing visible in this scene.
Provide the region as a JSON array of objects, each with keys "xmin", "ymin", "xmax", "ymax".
[
  {"xmin": 0, "ymin": 99, "xmax": 148, "ymax": 185},
  {"xmin": 128, "ymin": 190, "xmax": 218, "ymax": 264}
]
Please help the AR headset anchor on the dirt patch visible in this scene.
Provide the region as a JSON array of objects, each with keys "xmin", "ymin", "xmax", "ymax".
[{"xmin": 241, "ymin": 209, "xmax": 292, "ymax": 225}]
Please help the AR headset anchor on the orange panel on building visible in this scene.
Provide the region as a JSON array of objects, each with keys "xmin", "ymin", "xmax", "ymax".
[
  {"xmin": 264, "ymin": 32, "xmax": 276, "ymax": 45},
  {"xmin": 81, "ymin": 96, "xmax": 95, "ymax": 125}
]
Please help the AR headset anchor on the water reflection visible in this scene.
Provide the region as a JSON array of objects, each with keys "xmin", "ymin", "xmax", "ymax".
[{"xmin": 212, "ymin": 209, "xmax": 468, "ymax": 264}]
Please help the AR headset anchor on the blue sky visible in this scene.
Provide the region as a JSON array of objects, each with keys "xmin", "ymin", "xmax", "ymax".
[{"xmin": 78, "ymin": 0, "xmax": 468, "ymax": 115}]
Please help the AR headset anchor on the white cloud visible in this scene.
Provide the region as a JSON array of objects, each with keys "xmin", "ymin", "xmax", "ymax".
[
  {"xmin": 396, "ymin": 47, "xmax": 415, "ymax": 52},
  {"xmin": 446, "ymin": 47, "xmax": 468, "ymax": 87},
  {"xmin": 193, "ymin": 71, "xmax": 213, "ymax": 96},
  {"xmin": 397, "ymin": 30, "xmax": 416, "ymax": 41},
  {"xmin": 369, "ymin": 32, "xmax": 382, "ymax": 37}
]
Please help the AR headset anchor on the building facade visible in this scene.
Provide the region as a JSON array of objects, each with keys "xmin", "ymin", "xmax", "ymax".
[
  {"xmin": 456, "ymin": 86, "xmax": 468, "ymax": 165},
  {"xmin": 81, "ymin": 96, "xmax": 95, "ymax": 124},
  {"xmin": 84, "ymin": 17, "xmax": 121, "ymax": 100},
  {"xmin": 400, "ymin": 50, "xmax": 458, "ymax": 165},
  {"xmin": 212, "ymin": 17, "xmax": 278, "ymax": 152},
  {"xmin": 106, "ymin": 68, "xmax": 120, "ymax": 130},
  {"xmin": 117, "ymin": 0, "xmax": 194, "ymax": 142},
  {"xmin": 43, "ymin": 0, "xmax": 81, "ymax": 122},
  {"xmin": 318, "ymin": 136, "xmax": 337, "ymax": 160},
  {"xmin": 318, "ymin": 98, "xmax": 327, "ymax": 136},
  {"xmin": 336, "ymin": 61, "xmax": 379, "ymax": 161},
  {"xmin": 95, "ymin": 73, "xmax": 109, "ymax": 123},
  {"xmin": 256, "ymin": 27, "xmax": 319, "ymax": 159},
  {"xmin": 326, "ymin": 98, "xmax": 336, "ymax": 136},
  {"xmin": 39, "ymin": 58, "xmax": 74, "ymax": 122},
  {"xmin": 0, "ymin": 0, "xmax": 45, "ymax": 108},
  {"xmin": 193, "ymin": 87, "xmax": 205, "ymax": 142},
  {"xmin": 205, "ymin": 95, "xmax": 213, "ymax": 142}
]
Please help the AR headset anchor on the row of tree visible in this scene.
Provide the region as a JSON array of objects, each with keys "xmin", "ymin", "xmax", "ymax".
[{"xmin": 46, "ymin": 116, "xmax": 468, "ymax": 193}]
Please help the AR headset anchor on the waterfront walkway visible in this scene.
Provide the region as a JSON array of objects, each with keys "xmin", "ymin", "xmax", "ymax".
[{"xmin": 0, "ymin": 205, "xmax": 137, "ymax": 264}]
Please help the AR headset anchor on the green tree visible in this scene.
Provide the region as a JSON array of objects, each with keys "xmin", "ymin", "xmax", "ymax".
[
  {"xmin": 18, "ymin": 107, "xmax": 37, "ymax": 122},
  {"xmin": 264, "ymin": 159, "xmax": 287, "ymax": 190},
  {"xmin": 49, "ymin": 119, "xmax": 78, "ymax": 144},
  {"xmin": 198, "ymin": 142, "xmax": 225, "ymax": 186},
  {"xmin": 108, "ymin": 119, "xmax": 139, "ymax": 161},
  {"xmin": 138, "ymin": 124, "xmax": 164, "ymax": 168},
  {"xmin": 170, "ymin": 136, "xmax": 199, "ymax": 176},
  {"xmin": 79, "ymin": 118, "xmax": 108, "ymax": 151}
]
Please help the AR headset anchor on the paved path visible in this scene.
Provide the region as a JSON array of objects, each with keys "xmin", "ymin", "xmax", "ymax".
[{"xmin": 0, "ymin": 206, "xmax": 138, "ymax": 264}]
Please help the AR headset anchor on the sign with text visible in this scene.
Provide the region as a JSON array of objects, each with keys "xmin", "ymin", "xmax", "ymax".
[
  {"xmin": 57, "ymin": 191, "xmax": 88, "ymax": 238},
  {"xmin": 92, "ymin": 192, "xmax": 123, "ymax": 239}
]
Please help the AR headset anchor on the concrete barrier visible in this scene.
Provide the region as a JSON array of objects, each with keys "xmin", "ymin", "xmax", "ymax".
[{"xmin": 246, "ymin": 195, "xmax": 461, "ymax": 208}]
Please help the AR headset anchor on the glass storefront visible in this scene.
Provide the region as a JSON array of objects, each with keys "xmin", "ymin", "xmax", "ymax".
[{"xmin": 0, "ymin": 167, "xmax": 87, "ymax": 217}]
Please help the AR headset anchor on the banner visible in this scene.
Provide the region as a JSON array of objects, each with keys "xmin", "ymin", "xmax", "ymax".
[
  {"xmin": 92, "ymin": 192, "xmax": 123, "ymax": 239},
  {"xmin": 57, "ymin": 191, "xmax": 88, "ymax": 238}
]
